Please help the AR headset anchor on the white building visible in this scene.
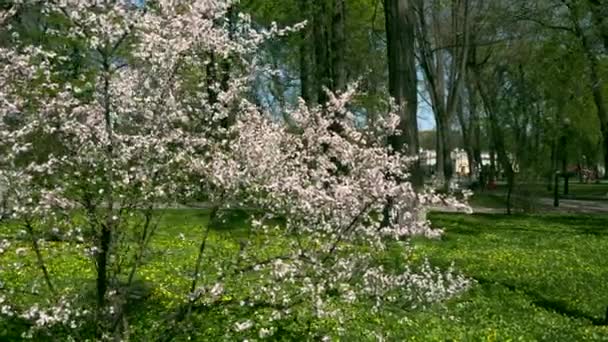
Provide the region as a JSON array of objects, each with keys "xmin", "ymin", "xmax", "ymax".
[{"xmin": 420, "ymin": 149, "xmax": 495, "ymax": 177}]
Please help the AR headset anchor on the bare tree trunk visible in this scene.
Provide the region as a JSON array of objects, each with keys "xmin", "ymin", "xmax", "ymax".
[
  {"xmin": 489, "ymin": 148, "xmax": 496, "ymax": 184},
  {"xmin": 313, "ymin": 0, "xmax": 332, "ymax": 104},
  {"xmin": 220, "ymin": 6, "xmax": 236, "ymax": 128},
  {"xmin": 25, "ymin": 219, "xmax": 55, "ymax": 296},
  {"xmin": 474, "ymin": 68, "xmax": 515, "ymax": 214},
  {"xmin": 548, "ymin": 139, "xmax": 557, "ymax": 190},
  {"xmin": 468, "ymin": 82, "xmax": 482, "ymax": 181},
  {"xmin": 489, "ymin": 106, "xmax": 514, "ymax": 214},
  {"xmin": 456, "ymin": 86, "xmax": 476, "ymax": 180},
  {"xmin": 299, "ymin": 0, "xmax": 316, "ymax": 103},
  {"xmin": 415, "ymin": 0, "xmax": 470, "ymax": 189},
  {"xmin": 331, "ymin": 0, "xmax": 346, "ymax": 93},
  {"xmin": 384, "ymin": 0, "xmax": 422, "ymax": 187},
  {"xmin": 436, "ymin": 113, "xmax": 453, "ymax": 184},
  {"xmin": 588, "ymin": 0, "xmax": 608, "ymax": 52},
  {"xmin": 98, "ymin": 56, "xmax": 114, "ymax": 312}
]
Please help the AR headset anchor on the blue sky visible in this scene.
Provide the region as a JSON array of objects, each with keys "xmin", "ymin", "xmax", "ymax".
[{"xmin": 418, "ymin": 94, "xmax": 435, "ymax": 131}]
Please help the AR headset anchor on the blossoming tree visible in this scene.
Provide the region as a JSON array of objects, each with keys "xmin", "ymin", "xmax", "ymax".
[{"xmin": 0, "ymin": 1, "xmax": 470, "ymax": 340}]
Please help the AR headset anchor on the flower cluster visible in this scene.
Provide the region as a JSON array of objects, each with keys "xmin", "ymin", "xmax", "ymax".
[
  {"xmin": 0, "ymin": 1, "xmax": 470, "ymax": 339},
  {"xmin": 19, "ymin": 297, "xmax": 90, "ymax": 338}
]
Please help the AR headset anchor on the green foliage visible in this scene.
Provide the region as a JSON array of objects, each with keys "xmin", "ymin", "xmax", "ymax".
[{"xmin": 242, "ymin": 0, "xmax": 389, "ymax": 114}]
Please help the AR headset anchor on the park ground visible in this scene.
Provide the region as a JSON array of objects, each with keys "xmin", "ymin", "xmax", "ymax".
[
  {"xmin": 468, "ymin": 180, "xmax": 608, "ymax": 214},
  {"xmin": 2, "ymin": 202, "xmax": 608, "ymax": 340}
]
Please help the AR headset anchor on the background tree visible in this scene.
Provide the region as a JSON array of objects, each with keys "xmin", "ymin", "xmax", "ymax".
[
  {"xmin": 384, "ymin": 0, "xmax": 422, "ymax": 186},
  {"xmin": 415, "ymin": 0, "xmax": 471, "ymax": 188}
]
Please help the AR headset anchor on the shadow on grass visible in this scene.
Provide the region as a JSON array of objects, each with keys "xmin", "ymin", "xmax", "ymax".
[
  {"xmin": 475, "ymin": 277, "xmax": 607, "ymax": 326},
  {"xmin": 431, "ymin": 213, "xmax": 608, "ymax": 237},
  {"xmin": 447, "ymin": 225, "xmax": 608, "ymax": 237}
]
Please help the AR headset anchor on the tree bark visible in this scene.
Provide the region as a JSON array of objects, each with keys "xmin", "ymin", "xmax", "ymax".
[
  {"xmin": 469, "ymin": 82, "xmax": 482, "ymax": 180},
  {"xmin": 474, "ymin": 67, "xmax": 515, "ymax": 214},
  {"xmin": 331, "ymin": 0, "xmax": 346, "ymax": 93},
  {"xmin": 588, "ymin": 0, "xmax": 608, "ymax": 52},
  {"xmin": 384, "ymin": 0, "xmax": 422, "ymax": 187},
  {"xmin": 299, "ymin": 0, "xmax": 316, "ymax": 103},
  {"xmin": 98, "ymin": 57, "xmax": 114, "ymax": 311},
  {"xmin": 415, "ymin": 0, "xmax": 470, "ymax": 189},
  {"xmin": 456, "ymin": 89, "xmax": 477, "ymax": 180},
  {"xmin": 436, "ymin": 113, "xmax": 453, "ymax": 183},
  {"xmin": 313, "ymin": 0, "xmax": 332, "ymax": 104},
  {"xmin": 220, "ymin": 6, "xmax": 236, "ymax": 129}
]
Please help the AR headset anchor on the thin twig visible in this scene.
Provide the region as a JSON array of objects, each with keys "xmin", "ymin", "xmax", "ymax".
[{"xmin": 24, "ymin": 219, "xmax": 56, "ymax": 296}]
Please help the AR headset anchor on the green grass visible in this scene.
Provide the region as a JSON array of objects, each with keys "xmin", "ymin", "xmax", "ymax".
[
  {"xmin": 2, "ymin": 210, "xmax": 608, "ymax": 340},
  {"xmin": 469, "ymin": 192, "xmax": 512, "ymax": 209},
  {"xmin": 403, "ymin": 212, "xmax": 608, "ymax": 341}
]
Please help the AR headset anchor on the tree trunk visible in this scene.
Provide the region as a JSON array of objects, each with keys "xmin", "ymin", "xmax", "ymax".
[
  {"xmin": 588, "ymin": 0, "xmax": 608, "ymax": 53},
  {"xmin": 505, "ymin": 169, "xmax": 515, "ymax": 215},
  {"xmin": 96, "ymin": 56, "xmax": 116, "ymax": 337},
  {"xmin": 299, "ymin": 0, "xmax": 316, "ymax": 103},
  {"xmin": 313, "ymin": 0, "xmax": 332, "ymax": 104},
  {"xmin": 435, "ymin": 112, "xmax": 453, "ymax": 187},
  {"xmin": 220, "ymin": 6, "xmax": 236, "ymax": 128},
  {"xmin": 490, "ymin": 108, "xmax": 514, "ymax": 214},
  {"xmin": 471, "ymin": 107, "xmax": 482, "ymax": 181},
  {"xmin": 331, "ymin": 0, "xmax": 346, "ymax": 93},
  {"xmin": 489, "ymin": 148, "xmax": 496, "ymax": 183},
  {"xmin": 469, "ymin": 83, "xmax": 483, "ymax": 184},
  {"xmin": 560, "ymin": 134, "xmax": 568, "ymax": 174},
  {"xmin": 474, "ymin": 68, "xmax": 515, "ymax": 212},
  {"xmin": 548, "ymin": 139, "xmax": 557, "ymax": 190},
  {"xmin": 415, "ymin": 0, "xmax": 469, "ymax": 189},
  {"xmin": 97, "ymin": 224, "xmax": 111, "ymax": 307},
  {"xmin": 384, "ymin": 0, "xmax": 422, "ymax": 187},
  {"xmin": 456, "ymin": 86, "xmax": 475, "ymax": 180},
  {"xmin": 604, "ymin": 134, "xmax": 608, "ymax": 178}
]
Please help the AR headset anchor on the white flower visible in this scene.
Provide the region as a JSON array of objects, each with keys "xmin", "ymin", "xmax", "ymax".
[
  {"xmin": 1, "ymin": 305, "xmax": 13, "ymax": 316},
  {"xmin": 209, "ymin": 283, "xmax": 223, "ymax": 298},
  {"xmin": 258, "ymin": 328, "xmax": 272, "ymax": 338},
  {"xmin": 234, "ymin": 320, "xmax": 253, "ymax": 332},
  {"xmin": 0, "ymin": 239, "xmax": 10, "ymax": 254}
]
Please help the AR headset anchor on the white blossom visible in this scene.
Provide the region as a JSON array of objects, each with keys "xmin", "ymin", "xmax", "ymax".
[{"xmin": 0, "ymin": 1, "xmax": 471, "ymax": 339}]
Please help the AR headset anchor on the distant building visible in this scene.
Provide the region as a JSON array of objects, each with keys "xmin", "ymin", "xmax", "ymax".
[{"xmin": 420, "ymin": 149, "xmax": 496, "ymax": 177}]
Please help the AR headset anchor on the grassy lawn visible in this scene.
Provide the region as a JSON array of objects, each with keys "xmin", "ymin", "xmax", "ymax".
[
  {"xmin": 407, "ymin": 213, "xmax": 608, "ymax": 340},
  {"xmin": 2, "ymin": 210, "xmax": 608, "ymax": 340}
]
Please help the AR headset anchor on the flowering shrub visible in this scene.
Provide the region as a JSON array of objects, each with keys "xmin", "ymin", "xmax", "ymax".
[{"xmin": 0, "ymin": 0, "xmax": 470, "ymax": 340}]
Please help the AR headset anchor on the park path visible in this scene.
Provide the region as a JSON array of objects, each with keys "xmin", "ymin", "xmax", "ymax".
[
  {"xmin": 173, "ymin": 199, "xmax": 608, "ymax": 215},
  {"xmin": 536, "ymin": 198, "xmax": 608, "ymax": 214},
  {"xmin": 431, "ymin": 197, "xmax": 608, "ymax": 215},
  {"xmin": 462, "ymin": 198, "xmax": 608, "ymax": 215}
]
